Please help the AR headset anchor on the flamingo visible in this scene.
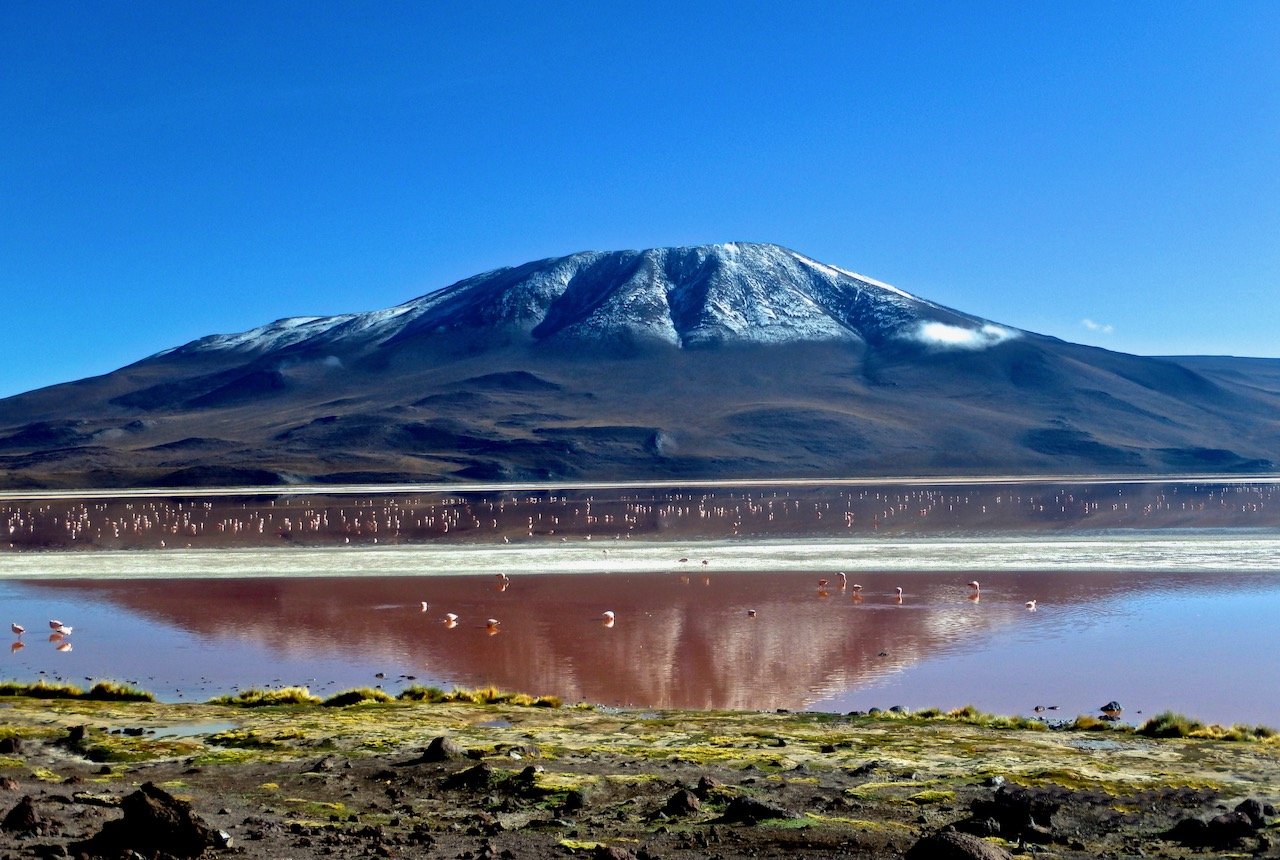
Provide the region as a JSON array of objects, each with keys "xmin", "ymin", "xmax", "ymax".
[
  {"xmin": 837, "ymin": 572, "xmax": 847, "ymax": 588},
  {"xmin": 55, "ymin": 626, "xmax": 73, "ymax": 636},
  {"xmin": 48, "ymin": 620, "xmax": 63, "ymax": 630},
  {"xmin": 443, "ymin": 613, "xmax": 459, "ymax": 628},
  {"xmin": 746, "ymin": 609, "xmax": 757, "ymax": 617},
  {"xmin": 420, "ymin": 601, "xmax": 429, "ymax": 612},
  {"xmin": 967, "ymin": 581, "xmax": 980, "ymax": 593},
  {"xmin": 56, "ymin": 642, "xmax": 72, "ymax": 653},
  {"xmin": 895, "ymin": 586, "xmax": 904, "ymax": 604},
  {"xmin": 10, "ymin": 623, "xmax": 23, "ymax": 636},
  {"xmin": 601, "ymin": 610, "xmax": 615, "ymax": 628},
  {"xmin": 485, "ymin": 618, "xmax": 501, "ymax": 635},
  {"xmin": 1025, "ymin": 600, "xmax": 1037, "ymax": 611}
]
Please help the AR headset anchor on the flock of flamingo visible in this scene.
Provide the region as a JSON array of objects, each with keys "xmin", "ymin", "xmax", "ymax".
[
  {"xmin": 414, "ymin": 566, "xmax": 1040, "ymax": 636},
  {"xmin": 9, "ymin": 618, "xmax": 74, "ymax": 653}
]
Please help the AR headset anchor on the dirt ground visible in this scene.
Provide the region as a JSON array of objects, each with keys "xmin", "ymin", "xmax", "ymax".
[{"xmin": 0, "ymin": 695, "xmax": 1276, "ymax": 859}]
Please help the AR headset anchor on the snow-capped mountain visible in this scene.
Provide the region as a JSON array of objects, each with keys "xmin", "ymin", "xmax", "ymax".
[
  {"xmin": 1, "ymin": 243, "xmax": 1276, "ymax": 489},
  {"xmin": 160, "ymin": 243, "xmax": 1015, "ymax": 357}
]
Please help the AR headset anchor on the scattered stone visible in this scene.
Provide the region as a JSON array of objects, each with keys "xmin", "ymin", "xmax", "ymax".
[
  {"xmin": 982, "ymin": 776, "xmax": 1006, "ymax": 788},
  {"xmin": 0, "ymin": 777, "xmax": 20, "ymax": 792},
  {"xmin": 1099, "ymin": 701, "xmax": 1123, "ymax": 716},
  {"xmin": 214, "ymin": 829, "xmax": 234, "ymax": 849},
  {"xmin": 0, "ymin": 737, "xmax": 23, "ymax": 754},
  {"xmin": 662, "ymin": 789, "xmax": 701, "ymax": 817},
  {"xmin": 421, "ymin": 736, "xmax": 467, "ymax": 762},
  {"xmin": 70, "ymin": 782, "xmax": 212, "ymax": 858},
  {"xmin": 905, "ymin": 830, "xmax": 1013, "ymax": 860},
  {"xmin": 1, "ymin": 796, "xmax": 41, "ymax": 833},
  {"xmin": 718, "ymin": 796, "xmax": 797, "ymax": 825},
  {"xmin": 889, "ymin": 705, "xmax": 909, "ymax": 714}
]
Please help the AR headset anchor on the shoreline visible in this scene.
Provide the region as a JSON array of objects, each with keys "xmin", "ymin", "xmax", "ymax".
[{"xmin": 5, "ymin": 532, "xmax": 1280, "ymax": 579}]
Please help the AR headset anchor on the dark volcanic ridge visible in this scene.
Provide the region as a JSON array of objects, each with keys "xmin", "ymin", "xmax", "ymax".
[{"xmin": 2, "ymin": 242, "xmax": 1277, "ymax": 488}]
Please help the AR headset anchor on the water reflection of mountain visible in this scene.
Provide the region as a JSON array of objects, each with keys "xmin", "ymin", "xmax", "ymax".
[{"xmin": 32, "ymin": 569, "xmax": 1263, "ymax": 710}]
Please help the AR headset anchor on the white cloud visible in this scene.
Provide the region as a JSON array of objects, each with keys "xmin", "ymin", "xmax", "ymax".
[
  {"xmin": 910, "ymin": 322, "xmax": 1019, "ymax": 350},
  {"xmin": 1082, "ymin": 318, "xmax": 1114, "ymax": 334}
]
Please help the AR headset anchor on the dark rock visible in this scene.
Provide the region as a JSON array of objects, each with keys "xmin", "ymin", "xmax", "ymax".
[
  {"xmin": 693, "ymin": 775, "xmax": 721, "ymax": 798},
  {"xmin": 32, "ymin": 845, "xmax": 67, "ymax": 859},
  {"xmin": 561, "ymin": 790, "xmax": 586, "ymax": 812},
  {"xmin": 981, "ymin": 776, "xmax": 1006, "ymax": 788},
  {"xmin": 1235, "ymin": 798, "xmax": 1266, "ymax": 827},
  {"xmin": 662, "ymin": 790, "xmax": 701, "ymax": 817},
  {"xmin": 214, "ymin": 829, "xmax": 234, "ymax": 848},
  {"xmin": 1206, "ymin": 810, "xmax": 1256, "ymax": 845},
  {"xmin": 1, "ymin": 796, "xmax": 40, "ymax": 833},
  {"xmin": 0, "ymin": 737, "xmax": 23, "ymax": 754},
  {"xmin": 1023, "ymin": 822, "xmax": 1054, "ymax": 843},
  {"xmin": 442, "ymin": 763, "xmax": 495, "ymax": 792},
  {"xmin": 905, "ymin": 830, "xmax": 1013, "ymax": 860},
  {"xmin": 1099, "ymin": 701, "xmax": 1123, "ymax": 715},
  {"xmin": 718, "ymin": 796, "xmax": 797, "ymax": 825},
  {"xmin": 421, "ymin": 736, "xmax": 467, "ymax": 762},
  {"xmin": 70, "ymin": 782, "xmax": 212, "ymax": 858},
  {"xmin": 1265, "ymin": 803, "xmax": 1276, "ymax": 817}
]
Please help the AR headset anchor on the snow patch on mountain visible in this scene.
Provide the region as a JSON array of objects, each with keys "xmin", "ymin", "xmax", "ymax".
[{"xmin": 910, "ymin": 321, "xmax": 1019, "ymax": 350}]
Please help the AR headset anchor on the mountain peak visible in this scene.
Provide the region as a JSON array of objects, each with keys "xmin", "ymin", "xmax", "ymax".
[{"xmin": 161, "ymin": 244, "xmax": 1016, "ymax": 359}]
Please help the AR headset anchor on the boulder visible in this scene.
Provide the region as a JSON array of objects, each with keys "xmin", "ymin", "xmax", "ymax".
[
  {"xmin": 421, "ymin": 736, "xmax": 468, "ymax": 762},
  {"xmin": 1, "ymin": 796, "xmax": 40, "ymax": 833},
  {"xmin": 693, "ymin": 775, "xmax": 721, "ymax": 798},
  {"xmin": 592, "ymin": 846, "xmax": 637, "ymax": 860},
  {"xmin": 718, "ymin": 796, "xmax": 797, "ymax": 825},
  {"xmin": 663, "ymin": 789, "xmax": 701, "ymax": 817},
  {"xmin": 1207, "ymin": 810, "xmax": 1256, "ymax": 845},
  {"xmin": 905, "ymin": 830, "xmax": 1013, "ymax": 860},
  {"xmin": 70, "ymin": 782, "xmax": 212, "ymax": 858},
  {"xmin": 1235, "ymin": 798, "xmax": 1266, "ymax": 828}
]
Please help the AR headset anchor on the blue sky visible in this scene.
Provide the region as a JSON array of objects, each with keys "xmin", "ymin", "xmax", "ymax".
[{"xmin": 2, "ymin": 2, "xmax": 1277, "ymax": 398}]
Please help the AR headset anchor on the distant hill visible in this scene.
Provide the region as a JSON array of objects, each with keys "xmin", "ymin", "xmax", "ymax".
[{"xmin": 1, "ymin": 242, "xmax": 1276, "ymax": 489}]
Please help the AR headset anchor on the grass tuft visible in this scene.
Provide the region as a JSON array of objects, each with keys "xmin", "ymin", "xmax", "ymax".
[
  {"xmin": 322, "ymin": 688, "xmax": 394, "ymax": 707},
  {"xmin": 396, "ymin": 685, "xmax": 562, "ymax": 708},
  {"xmin": 85, "ymin": 681, "xmax": 155, "ymax": 702},
  {"xmin": 0, "ymin": 680, "xmax": 155, "ymax": 702},
  {"xmin": 209, "ymin": 687, "xmax": 322, "ymax": 707}
]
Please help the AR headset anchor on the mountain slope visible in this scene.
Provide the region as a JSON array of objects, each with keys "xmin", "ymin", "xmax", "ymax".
[{"xmin": 1, "ymin": 243, "xmax": 1276, "ymax": 489}]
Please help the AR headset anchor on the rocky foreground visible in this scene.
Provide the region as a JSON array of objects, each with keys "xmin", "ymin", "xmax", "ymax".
[{"xmin": 0, "ymin": 694, "xmax": 1276, "ymax": 859}]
